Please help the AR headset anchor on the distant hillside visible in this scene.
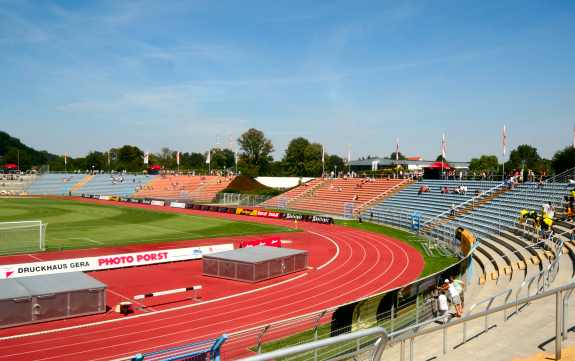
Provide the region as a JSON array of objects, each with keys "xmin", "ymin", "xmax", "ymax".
[{"xmin": 0, "ymin": 131, "xmax": 58, "ymax": 169}]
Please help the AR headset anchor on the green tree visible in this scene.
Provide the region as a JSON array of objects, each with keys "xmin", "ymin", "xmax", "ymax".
[
  {"xmin": 238, "ymin": 128, "xmax": 274, "ymax": 176},
  {"xmin": 85, "ymin": 151, "xmax": 106, "ymax": 171},
  {"xmin": 435, "ymin": 155, "xmax": 448, "ymax": 163},
  {"xmin": 183, "ymin": 152, "xmax": 207, "ymax": 171},
  {"xmin": 506, "ymin": 144, "xmax": 541, "ymax": 170},
  {"xmin": 114, "ymin": 145, "xmax": 144, "ymax": 171},
  {"xmin": 326, "ymin": 154, "xmax": 345, "ymax": 174},
  {"xmin": 469, "ymin": 155, "xmax": 499, "ymax": 173},
  {"xmin": 551, "ymin": 146, "xmax": 575, "ymax": 175},
  {"xmin": 209, "ymin": 148, "xmax": 235, "ymax": 171},
  {"xmin": 283, "ymin": 137, "xmax": 311, "ymax": 176},
  {"xmin": 389, "ymin": 152, "xmax": 406, "ymax": 161},
  {"xmin": 303, "ymin": 143, "xmax": 323, "ymax": 176}
]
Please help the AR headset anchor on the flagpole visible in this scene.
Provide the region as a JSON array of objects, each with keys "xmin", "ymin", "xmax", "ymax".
[
  {"xmin": 502, "ymin": 125, "xmax": 507, "ymax": 182},
  {"xmin": 347, "ymin": 144, "xmax": 351, "ymax": 174},
  {"xmin": 321, "ymin": 145, "xmax": 325, "ymax": 176},
  {"xmin": 441, "ymin": 133, "xmax": 445, "ymax": 179}
]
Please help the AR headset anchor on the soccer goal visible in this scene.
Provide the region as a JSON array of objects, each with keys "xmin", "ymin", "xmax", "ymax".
[{"xmin": 0, "ymin": 221, "xmax": 47, "ymax": 255}]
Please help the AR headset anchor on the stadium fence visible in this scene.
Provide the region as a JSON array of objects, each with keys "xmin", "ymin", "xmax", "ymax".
[
  {"xmin": 238, "ymin": 280, "xmax": 575, "ymax": 361},
  {"xmin": 214, "ymin": 193, "xmax": 273, "ymax": 207}
]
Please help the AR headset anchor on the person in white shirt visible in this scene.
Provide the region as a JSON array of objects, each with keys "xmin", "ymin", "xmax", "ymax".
[
  {"xmin": 444, "ymin": 279, "xmax": 463, "ymax": 317},
  {"xmin": 437, "ymin": 291, "xmax": 449, "ymax": 322}
]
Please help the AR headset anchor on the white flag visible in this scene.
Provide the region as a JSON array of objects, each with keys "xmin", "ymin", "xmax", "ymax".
[
  {"xmin": 502, "ymin": 125, "xmax": 507, "ymax": 157},
  {"xmin": 235, "ymin": 151, "xmax": 238, "ymax": 166},
  {"xmin": 347, "ymin": 146, "xmax": 351, "ymax": 163},
  {"xmin": 441, "ymin": 133, "xmax": 447, "ymax": 159},
  {"xmin": 206, "ymin": 150, "xmax": 211, "ymax": 164},
  {"xmin": 572, "ymin": 124, "xmax": 574, "ymax": 148},
  {"xmin": 143, "ymin": 152, "xmax": 149, "ymax": 165},
  {"xmin": 176, "ymin": 151, "xmax": 180, "ymax": 166},
  {"xmin": 64, "ymin": 153, "xmax": 67, "ymax": 166},
  {"xmin": 322, "ymin": 145, "xmax": 325, "ymax": 164},
  {"xmin": 395, "ymin": 138, "xmax": 400, "ymax": 162}
]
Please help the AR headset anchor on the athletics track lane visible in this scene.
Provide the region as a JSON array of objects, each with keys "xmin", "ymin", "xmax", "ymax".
[{"xmin": 0, "ymin": 200, "xmax": 424, "ymax": 360}]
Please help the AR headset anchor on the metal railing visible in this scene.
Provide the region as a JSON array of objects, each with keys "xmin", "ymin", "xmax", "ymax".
[
  {"xmin": 420, "ymin": 181, "xmax": 506, "ymax": 229},
  {"xmin": 353, "ymin": 178, "xmax": 414, "ymax": 217},
  {"xmin": 237, "ymin": 327, "xmax": 390, "ymax": 361},
  {"xmin": 240, "ymin": 280, "xmax": 575, "ymax": 361},
  {"xmin": 214, "ymin": 193, "xmax": 273, "ymax": 207}
]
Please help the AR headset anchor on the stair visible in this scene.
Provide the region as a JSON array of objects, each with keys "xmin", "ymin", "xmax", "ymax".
[
  {"xmin": 353, "ymin": 178, "xmax": 414, "ymax": 216},
  {"xmin": 69, "ymin": 174, "xmax": 94, "ymax": 193},
  {"xmin": 421, "ymin": 187, "xmax": 510, "ymax": 234}
]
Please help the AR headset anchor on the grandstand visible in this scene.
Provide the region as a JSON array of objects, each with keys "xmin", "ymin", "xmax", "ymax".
[
  {"xmin": 365, "ymin": 178, "xmax": 573, "ymax": 284},
  {"xmin": 0, "ymin": 174, "xmax": 36, "ymax": 196},
  {"xmin": 241, "ymin": 170, "xmax": 575, "ymax": 361},
  {"xmin": 1, "ymin": 173, "xmax": 233, "ymax": 202},
  {"xmin": 262, "ymin": 177, "xmax": 411, "ymax": 216},
  {"xmin": 0, "ymin": 169, "xmax": 573, "ymax": 360},
  {"xmin": 69, "ymin": 173, "xmax": 154, "ymax": 197},
  {"xmin": 26, "ymin": 173, "xmax": 86, "ymax": 196},
  {"xmin": 133, "ymin": 175, "xmax": 233, "ymax": 202}
]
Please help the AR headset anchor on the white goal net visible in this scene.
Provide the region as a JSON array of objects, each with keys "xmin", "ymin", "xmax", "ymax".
[{"xmin": 0, "ymin": 221, "xmax": 47, "ymax": 255}]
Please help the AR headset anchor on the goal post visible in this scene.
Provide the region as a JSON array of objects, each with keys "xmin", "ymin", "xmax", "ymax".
[{"xmin": 0, "ymin": 221, "xmax": 47, "ymax": 255}]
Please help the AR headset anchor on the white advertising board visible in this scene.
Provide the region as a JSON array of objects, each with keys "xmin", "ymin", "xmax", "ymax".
[
  {"xmin": 0, "ymin": 244, "xmax": 233, "ymax": 279},
  {"xmin": 170, "ymin": 202, "xmax": 186, "ymax": 209}
]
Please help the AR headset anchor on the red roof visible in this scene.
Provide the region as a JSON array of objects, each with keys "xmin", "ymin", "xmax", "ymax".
[
  {"xmin": 149, "ymin": 164, "xmax": 161, "ymax": 171},
  {"xmin": 3, "ymin": 164, "xmax": 17, "ymax": 169},
  {"xmin": 426, "ymin": 161, "xmax": 451, "ymax": 170}
]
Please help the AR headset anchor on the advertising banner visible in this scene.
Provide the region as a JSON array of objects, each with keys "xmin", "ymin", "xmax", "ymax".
[
  {"xmin": 0, "ymin": 244, "xmax": 233, "ymax": 279},
  {"xmin": 170, "ymin": 202, "xmax": 186, "ymax": 209},
  {"xmin": 239, "ymin": 237, "xmax": 281, "ymax": 248}
]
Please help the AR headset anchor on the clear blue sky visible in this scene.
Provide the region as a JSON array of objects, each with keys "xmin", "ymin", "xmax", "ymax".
[{"xmin": 1, "ymin": 0, "xmax": 574, "ymax": 161}]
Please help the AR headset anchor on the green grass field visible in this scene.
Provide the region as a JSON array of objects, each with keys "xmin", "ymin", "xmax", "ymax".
[{"xmin": 0, "ymin": 198, "xmax": 293, "ymax": 251}]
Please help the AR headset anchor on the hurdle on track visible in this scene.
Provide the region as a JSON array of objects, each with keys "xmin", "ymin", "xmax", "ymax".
[{"xmin": 134, "ymin": 285, "xmax": 202, "ymax": 301}]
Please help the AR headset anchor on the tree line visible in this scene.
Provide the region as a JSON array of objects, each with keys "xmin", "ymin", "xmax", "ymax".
[{"xmin": 1, "ymin": 129, "xmax": 574, "ymax": 177}]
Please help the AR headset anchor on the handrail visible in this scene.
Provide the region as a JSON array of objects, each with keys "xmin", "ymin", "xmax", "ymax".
[
  {"xmin": 237, "ymin": 327, "xmax": 389, "ymax": 361},
  {"xmin": 240, "ymin": 280, "xmax": 575, "ymax": 361},
  {"xmin": 386, "ymin": 279, "xmax": 575, "ymax": 357},
  {"xmin": 544, "ymin": 166, "xmax": 575, "ymax": 184},
  {"xmin": 420, "ymin": 181, "xmax": 506, "ymax": 228},
  {"xmin": 354, "ymin": 178, "xmax": 413, "ymax": 215}
]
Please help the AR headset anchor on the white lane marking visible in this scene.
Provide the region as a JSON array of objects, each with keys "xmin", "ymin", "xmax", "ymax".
[
  {"xmin": 63, "ymin": 237, "xmax": 103, "ymax": 245},
  {"xmin": 107, "ymin": 289, "xmax": 156, "ymax": 312},
  {"xmin": 0, "ymin": 272, "xmax": 308, "ymax": 341},
  {"xmin": 309, "ymin": 231, "xmax": 340, "ymax": 270},
  {"xmin": 26, "ymin": 254, "xmax": 43, "ymax": 261}
]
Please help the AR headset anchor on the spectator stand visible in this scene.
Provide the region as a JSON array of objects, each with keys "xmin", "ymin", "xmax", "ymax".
[{"xmin": 131, "ymin": 335, "xmax": 227, "ymax": 361}]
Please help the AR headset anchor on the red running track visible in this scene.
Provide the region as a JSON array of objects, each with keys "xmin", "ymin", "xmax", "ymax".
[{"xmin": 0, "ymin": 199, "xmax": 424, "ymax": 360}]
